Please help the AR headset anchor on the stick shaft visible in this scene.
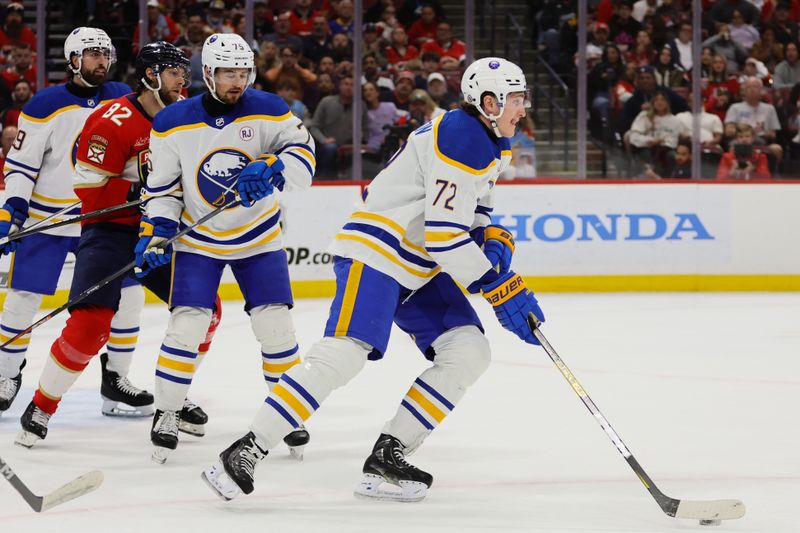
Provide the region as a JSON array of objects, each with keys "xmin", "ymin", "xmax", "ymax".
[{"xmin": 0, "ymin": 199, "xmax": 237, "ymax": 349}]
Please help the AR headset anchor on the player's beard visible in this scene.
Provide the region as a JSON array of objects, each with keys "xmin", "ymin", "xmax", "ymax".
[
  {"xmin": 80, "ymin": 66, "xmax": 108, "ymax": 86},
  {"xmin": 158, "ymin": 86, "xmax": 181, "ymax": 106}
]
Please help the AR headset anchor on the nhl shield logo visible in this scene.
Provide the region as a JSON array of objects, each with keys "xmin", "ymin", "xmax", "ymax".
[
  {"xmin": 196, "ymin": 148, "xmax": 252, "ymax": 208},
  {"xmin": 215, "ymin": 117, "xmax": 225, "ymax": 127}
]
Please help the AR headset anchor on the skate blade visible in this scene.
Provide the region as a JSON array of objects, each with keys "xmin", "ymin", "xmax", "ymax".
[
  {"xmin": 14, "ymin": 430, "xmax": 41, "ymax": 449},
  {"xmin": 353, "ymin": 473, "xmax": 427, "ymax": 503},
  {"xmin": 201, "ymin": 461, "xmax": 241, "ymax": 501},
  {"xmin": 101, "ymin": 399, "xmax": 154, "ymax": 418},
  {"xmin": 179, "ymin": 420, "xmax": 205, "ymax": 437},
  {"xmin": 288, "ymin": 445, "xmax": 305, "ymax": 461},
  {"xmin": 151, "ymin": 445, "xmax": 174, "ymax": 465}
]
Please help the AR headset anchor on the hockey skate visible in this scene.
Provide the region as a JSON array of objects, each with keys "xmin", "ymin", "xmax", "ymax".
[
  {"xmin": 354, "ymin": 433, "xmax": 433, "ymax": 502},
  {"xmin": 100, "ymin": 353, "xmax": 154, "ymax": 417},
  {"xmin": 283, "ymin": 424, "xmax": 310, "ymax": 461},
  {"xmin": 151, "ymin": 409, "xmax": 179, "ymax": 464},
  {"xmin": 178, "ymin": 398, "xmax": 207, "ymax": 436},
  {"xmin": 202, "ymin": 431, "xmax": 268, "ymax": 501},
  {"xmin": 0, "ymin": 372, "xmax": 22, "ymax": 414},
  {"xmin": 15, "ymin": 401, "xmax": 52, "ymax": 448}
]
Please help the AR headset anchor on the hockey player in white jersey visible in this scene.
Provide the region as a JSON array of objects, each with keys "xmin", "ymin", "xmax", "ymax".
[
  {"xmin": 202, "ymin": 57, "xmax": 546, "ymax": 502},
  {"xmin": 138, "ymin": 33, "xmax": 316, "ymax": 463},
  {"xmin": 0, "ymin": 27, "xmax": 154, "ymax": 419}
]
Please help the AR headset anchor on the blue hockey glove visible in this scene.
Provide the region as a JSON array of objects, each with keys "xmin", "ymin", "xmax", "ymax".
[
  {"xmin": 483, "ymin": 224, "xmax": 515, "ymax": 274},
  {"xmin": 134, "ymin": 216, "xmax": 178, "ymax": 277},
  {"xmin": 482, "ymin": 271, "xmax": 545, "ymax": 345},
  {"xmin": 0, "ymin": 198, "xmax": 29, "ymax": 255},
  {"xmin": 237, "ymin": 153, "xmax": 285, "ymax": 208}
]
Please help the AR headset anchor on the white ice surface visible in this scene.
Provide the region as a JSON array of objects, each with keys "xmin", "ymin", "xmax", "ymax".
[{"xmin": 0, "ymin": 293, "xmax": 798, "ymax": 532}]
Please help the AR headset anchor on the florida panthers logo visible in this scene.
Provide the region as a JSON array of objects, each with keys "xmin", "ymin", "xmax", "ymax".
[{"xmin": 196, "ymin": 148, "xmax": 252, "ymax": 208}]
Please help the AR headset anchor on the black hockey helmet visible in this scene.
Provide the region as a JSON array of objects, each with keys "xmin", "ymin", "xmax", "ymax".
[{"xmin": 135, "ymin": 40, "xmax": 190, "ymax": 87}]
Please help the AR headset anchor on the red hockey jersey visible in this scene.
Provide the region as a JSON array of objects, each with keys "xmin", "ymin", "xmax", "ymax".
[{"xmin": 73, "ymin": 93, "xmax": 152, "ymax": 227}]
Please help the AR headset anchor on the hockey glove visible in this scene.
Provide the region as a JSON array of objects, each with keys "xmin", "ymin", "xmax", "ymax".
[
  {"xmin": 482, "ymin": 271, "xmax": 545, "ymax": 345},
  {"xmin": 0, "ymin": 198, "xmax": 29, "ymax": 255},
  {"xmin": 237, "ymin": 153, "xmax": 286, "ymax": 208},
  {"xmin": 134, "ymin": 216, "xmax": 178, "ymax": 277},
  {"xmin": 483, "ymin": 224, "xmax": 515, "ymax": 274}
]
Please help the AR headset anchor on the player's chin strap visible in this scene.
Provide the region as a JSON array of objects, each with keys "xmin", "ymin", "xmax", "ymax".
[
  {"xmin": 203, "ymin": 71, "xmax": 227, "ymax": 104},
  {"xmin": 142, "ymin": 72, "xmax": 167, "ymax": 109}
]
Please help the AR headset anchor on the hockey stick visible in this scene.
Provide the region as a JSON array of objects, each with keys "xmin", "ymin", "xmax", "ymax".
[
  {"xmin": 0, "ymin": 198, "xmax": 145, "ymax": 246},
  {"xmin": 0, "ymin": 455, "xmax": 103, "ymax": 512},
  {"xmin": 18, "ymin": 200, "xmax": 82, "ymax": 233},
  {"xmin": 527, "ymin": 315, "xmax": 745, "ymax": 525},
  {"xmin": 0, "ymin": 198, "xmax": 239, "ymax": 350}
]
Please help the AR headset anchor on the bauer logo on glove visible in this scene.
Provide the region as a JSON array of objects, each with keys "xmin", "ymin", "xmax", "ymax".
[{"xmin": 482, "ymin": 273, "xmax": 526, "ymax": 305}]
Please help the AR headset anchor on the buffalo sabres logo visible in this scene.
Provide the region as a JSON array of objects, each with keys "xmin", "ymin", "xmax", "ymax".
[
  {"xmin": 196, "ymin": 148, "xmax": 251, "ymax": 208},
  {"xmin": 70, "ymin": 133, "xmax": 81, "ymax": 170}
]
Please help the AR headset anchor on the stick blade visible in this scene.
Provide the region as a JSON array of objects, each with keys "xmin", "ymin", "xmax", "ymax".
[
  {"xmin": 674, "ymin": 498, "xmax": 746, "ymax": 521},
  {"xmin": 38, "ymin": 470, "xmax": 104, "ymax": 512}
]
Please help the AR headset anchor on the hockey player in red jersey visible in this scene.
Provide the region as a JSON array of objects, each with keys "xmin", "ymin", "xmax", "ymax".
[{"xmin": 15, "ymin": 42, "xmax": 220, "ymax": 448}]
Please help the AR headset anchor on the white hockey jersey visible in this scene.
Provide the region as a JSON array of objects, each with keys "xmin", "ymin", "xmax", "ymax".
[
  {"xmin": 145, "ymin": 90, "xmax": 315, "ymax": 259},
  {"xmin": 2, "ymin": 82, "xmax": 131, "ymax": 235},
  {"xmin": 332, "ymin": 108, "xmax": 511, "ymax": 291}
]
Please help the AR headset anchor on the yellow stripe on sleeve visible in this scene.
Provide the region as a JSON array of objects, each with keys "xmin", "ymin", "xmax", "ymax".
[
  {"xmin": 157, "ymin": 356, "xmax": 195, "ymax": 374},
  {"xmin": 424, "ymin": 230, "xmax": 467, "ymax": 242}
]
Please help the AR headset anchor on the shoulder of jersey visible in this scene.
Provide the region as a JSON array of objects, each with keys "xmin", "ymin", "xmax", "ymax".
[
  {"xmin": 101, "ymin": 81, "xmax": 134, "ymax": 99},
  {"xmin": 20, "ymin": 84, "xmax": 76, "ymax": 121},
  {"xmin": 152, "ymin": 94, "xmax": 202, "ymax": 135},
  {"xmin": 433, "ymin": 109, "xmax": 497, "ymax": 174},
  {"xmin": 235, "ymin": 89, "xmax": 291, "ymax": 120}
]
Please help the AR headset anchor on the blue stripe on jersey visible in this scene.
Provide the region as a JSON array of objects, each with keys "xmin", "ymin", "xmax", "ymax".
[
  {"xmin": 401, "ymin": 399, "xmax": 435, "ymax": 430},
  {"xmin": 146, "ymin": 176, "xmax": 181, "ymax": 194},
  {"xmin": 425, "ymin": 238, "xmax": 473, "ymax": 253},
  {"xmin": 342, "ymin": 222, "xmax": 437, "ymax": 269},
  {"xmin": 5, "ymin": 157, "xmax": 40, "ymax": 173},
  {"xmin": 155, "ymin": 369, "xmax": 192, "ymax": 384},
  {"xmin": 107, "ymin": 346, "xmax": 136, "ymax": 353},
  {"xmin": 0, "ymin": 346, "xmax": 28, "ymax": 354},
  {"xmin": 29, "ymin": 200, "xmax": 81, "ymax": 215},
  {"xmin": 111, "ymin": 326, "xmax": 140, "ymax": 334},
  {"xmin": 4, "ymin": 170, "xmax": 36, "ymax": 184},
  {"xmin": 266, "ymin": 396, "xmax": 299, "ymax": 427},
  {"xmin": 284, "ymin": 151, "xmax": 313, "ymax": 176},
  {"xmin": 181, "ymin": 210, "xmax": 281, "ymax": 246},
  {"xmin": 0, "ymin": 324, "xmax": 26, "ymax": 334},
  {"xmin": 414, "ymin": 378, "xmax": 456, "ymax": 410},
  {"xmin": 475, "ymin": 205, "xmax": 493, "ymax": 216},
  {"xmin": 281, "ymin": 374, "xmax": 320, "ymax": 410},
  {"xmin": 424, "ymin": 220, "xmax": 471, "ymax": 231},
  {"xmin": 276, "ymin": 142, "xmax": 314, "ymax": 155}
]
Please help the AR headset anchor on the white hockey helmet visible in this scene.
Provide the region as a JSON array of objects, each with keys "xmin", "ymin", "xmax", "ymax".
[
  {"xmin": 202, "ymin": 33, "xmax": 255, "ymax": 101},
  {"xmin": 64, "ymin": 27, "xmax": 116, "ymax": 87},
  {"xmin": 461, "ymin": 57, "xmax": 530, "ymax": 135}
]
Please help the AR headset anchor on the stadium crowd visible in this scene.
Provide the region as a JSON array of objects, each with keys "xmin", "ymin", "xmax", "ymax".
[{"xmin": 535, "ymin": 0, "xmax": 800, "ymax": 178}]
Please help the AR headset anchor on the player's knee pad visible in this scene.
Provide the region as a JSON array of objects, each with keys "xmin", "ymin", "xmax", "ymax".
[
  {"xmin": 1, "ymin": 289, "xmax": 43, "ymax": 324},
  {"xmin": 250, "ymin": 304, "xmax": 296, "ymax": 351},
  {"xmin": 304, "ymin": 336, "xmax": 369, "ymax": 390},
  {"xmin": 165, "ymin": 306, "xmax": 213, "ymax": 350},
  {"xmin": 116, "ymin": 283, "xmax": 145, "ymax": 317},
  {"xmin": 58, "ymin": 306, "xmax": 116, "ymax": 361},
  {"xmin": 430, "ymin": 325, "xmax": 491, "ymax": 388}
]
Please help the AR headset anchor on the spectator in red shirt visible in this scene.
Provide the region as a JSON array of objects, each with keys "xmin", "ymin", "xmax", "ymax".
[
  {"xmin": 289, "ymin": 0, "xmax": 319, "ymax": 37},
  {"xmin": 407, "ymin": 4, "xmax": 439, "ymax": 47},
  {"xmin": 1, "ymin": 44, "xmax": 36, "ymax": 92},
  {"xmin": 717, "ymin": 123, "xmax": 772, "ymax": 179},
  {"xmin": 704, "ymin": 52, "xmax": 739, "ymax": 101},
  {"xmin": 420, "ymin": 23, "xmax": 466, "ymax": 61},
  {"xmin": 0, "ymin": 3, "xmax": 36, "ymax": 58},
  {"xmin": 132, "ymin": 0, "xmax": 180, "ymax": 55},
  {"xmin": 385, "ymin": 27, "xmax": 419, "ymax": 68},
  {"xmin": 1, "ymin": 78, "xmax": 30, "ymax": 128}
]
